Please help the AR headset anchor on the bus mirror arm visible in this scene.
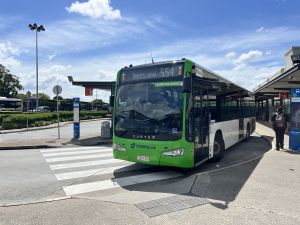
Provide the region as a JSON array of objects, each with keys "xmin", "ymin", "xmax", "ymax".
[
  {"xmin": 183, "ymin": 77, "xmax": 192, "ymax": 93},
  {"xmin": 109, "ymin": 96, "xmax": 115, "ymax": 107}
]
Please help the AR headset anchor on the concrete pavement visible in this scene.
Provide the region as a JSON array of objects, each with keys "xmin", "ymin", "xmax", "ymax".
[{"xmin": 0, "ymin": 124, "xmax": 300, "ymax": 225}]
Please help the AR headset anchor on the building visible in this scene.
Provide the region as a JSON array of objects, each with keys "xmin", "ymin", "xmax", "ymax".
[{"xmin": 254, "ymin": 46, "xmax": 300, "ymax": 122}]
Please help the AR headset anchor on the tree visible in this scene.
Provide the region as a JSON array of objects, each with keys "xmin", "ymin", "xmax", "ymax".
[
  {"xmin": 53, "ymin": 96, "xmax": 63, "ymax": 101},
  {"xmin": 91, "ymin": 99, "xmax": 104, "ymax": 110},
  {"xmin": 0, "ymin": 64, "xmax": 23, "ymax": 97},
  {"xmin": 32, "ymin": 93, "xmax": 50, "ymax": 101},
  {"xmin": 91, "ymin": 99, "xmax": 103, "ymax": 105}
]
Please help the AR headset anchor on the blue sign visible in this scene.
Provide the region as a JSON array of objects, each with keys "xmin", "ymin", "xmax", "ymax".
[
  {"xmin": 289, "ymin": 88, "xmax": 300, "ymax": 150},
  {"xmin": 291, "ymin": 88, "xmax": 300, "ymax": 98},
  {"xmin": 73, "ymin": 97, "xmax": 80, "ymax": 139},
  {"xmin": 73, "ymin": 97, "xmax": 80, "ymax": 107},
  {"xmin": 74, "ymin": 123, "xmax": 80, "ymax": 139}
]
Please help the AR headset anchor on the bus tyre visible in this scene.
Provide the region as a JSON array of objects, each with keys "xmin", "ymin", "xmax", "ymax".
[
  {"xmin": 209, "ymin": 133, "xmax": 225, "ymax": 162},
  {"xmin": 244, "ymin": 124, "xmax": 250, "ymax": 142}
]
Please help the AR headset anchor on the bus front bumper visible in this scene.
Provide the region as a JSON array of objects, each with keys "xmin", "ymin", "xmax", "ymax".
[{"xmin": 113, "ymin": 143, "xmax": 194, "ymax": 168}]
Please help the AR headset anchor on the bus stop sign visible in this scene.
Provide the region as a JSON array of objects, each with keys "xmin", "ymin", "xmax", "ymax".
[
  {"xmin": 73, "ymin": 98, "xmax": 80, "ymax": 139},
  {"xmin": 289, "ymin": 88, "xmax": 300, "ymax": 150}
]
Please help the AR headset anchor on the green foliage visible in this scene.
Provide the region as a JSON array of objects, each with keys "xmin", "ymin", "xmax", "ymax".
[
  {"xmin": 0, "ymin": 111, "xmax": 107, "ymax": 129},
  {"xmin": 32, "ymin": 93, "xmax": 50, "ymax": 100},
  {"xmin": 0, "ymin": 64, "xmax": 23, "ymax": 97},
  {"xmin": 53, "ymin": 96, "xmax": 63, "ymax": 101}
]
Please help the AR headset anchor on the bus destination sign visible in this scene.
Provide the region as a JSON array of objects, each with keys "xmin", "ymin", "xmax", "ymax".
[{"xmin": 121, "ymin": 64, "xmax": 183, "ymax": 82}]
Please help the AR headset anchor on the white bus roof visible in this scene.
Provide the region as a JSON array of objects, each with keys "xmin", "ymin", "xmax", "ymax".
[{"xmin": 0, "ymin": 97, "xmax": 21, "ymax": 101}]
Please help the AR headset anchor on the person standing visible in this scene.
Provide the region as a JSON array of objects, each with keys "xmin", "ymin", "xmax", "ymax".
[{"xmin": 271, "ymin": 106, "xmax": 288, "ymax": 150}]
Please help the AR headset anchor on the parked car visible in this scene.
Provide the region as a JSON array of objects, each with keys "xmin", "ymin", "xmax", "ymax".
[{"xmin": 32, "ymin": 106, "xmax": 50, "ymax": 112}]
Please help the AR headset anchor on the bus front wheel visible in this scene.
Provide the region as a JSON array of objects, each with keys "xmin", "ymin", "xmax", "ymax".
[{"xmin": 209, "ymin": 133, "xmax": 225, "ymax": 162}]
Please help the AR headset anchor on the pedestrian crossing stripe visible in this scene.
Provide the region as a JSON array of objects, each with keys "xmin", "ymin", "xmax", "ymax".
[
  {"xmin": 43, "ymin": 149, "xmax": 112, "ymax": 157},
  {"xmin": 40, "ymin": 146, "xmax": 110, "ymax": 153},
  {"xmin": 45, "ymin": 153, "xmax": 112, "ymax": 162},
  {"xmin": 49, "ymin": 158, "xmax": 122, "ymax": 170},
  {"xmin": 63, "ymin": 171, "xmax": 181, "ymax": 195},
  {"xmin": 40, "ymin": 146, "xmax": 183, "ymax": 196},
  {"xmin": 55, "ymin": 164, "xmax": 149, "ymax": 180}
]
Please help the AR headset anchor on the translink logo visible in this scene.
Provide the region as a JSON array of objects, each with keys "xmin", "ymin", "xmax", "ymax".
[{"xmin": 131, "ymin": 143, "xmax": 156, "ymax": 150}]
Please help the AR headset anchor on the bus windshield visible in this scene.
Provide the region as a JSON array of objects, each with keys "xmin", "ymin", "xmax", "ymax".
[{"xmin": 114, "ymin": 81, "xmax": 183, "ymax": 141}]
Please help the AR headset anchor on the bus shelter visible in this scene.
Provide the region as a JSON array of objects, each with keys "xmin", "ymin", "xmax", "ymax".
[
  {"xmin": 254, "ymin": 47, "xmax": 300, "ymax": 150},
  {"xmin": 68, "ymin": 76, "xmax": 116, "ymax": 96},
  {"xmin": 254, "ymin": 47, "xmax": 300, "ymax": 122}
]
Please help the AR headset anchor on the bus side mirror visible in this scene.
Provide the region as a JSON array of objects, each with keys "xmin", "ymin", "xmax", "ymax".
[
  {"xmin": 109, "ymin": 96, "xmax": 115, "ymax": 107},
  {"xmin": 183, "ymin": 77, "xmax": 191, "ymax": 93}
]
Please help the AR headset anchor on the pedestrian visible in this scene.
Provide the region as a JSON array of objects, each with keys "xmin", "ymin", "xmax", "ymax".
[{"xmin": 271, "ymin": 106, "xmax": 288, "ymax": 150}]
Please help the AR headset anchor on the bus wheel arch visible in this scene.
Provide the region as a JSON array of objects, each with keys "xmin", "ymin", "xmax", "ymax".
[
  {"xmin": 244, "ymin": 123, "xmax": 250, "ymax": 142},
  {"xmin": 209, "ymin": 130, "xmax": 225, "ymax": 162}
]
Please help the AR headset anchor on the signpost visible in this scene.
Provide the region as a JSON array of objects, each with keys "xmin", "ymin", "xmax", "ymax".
[
  {"xmin": 289, "ymin": 88, "xmax": 300, "ymax": 151},
  {"xmin": 73, "ymin": 97, "xmax": 80, "ymax": 139},
  {"xmin": 85, "ymin": 87, "xmax": 93, "ymax": 96},
  {"xmin": 53, "ymin": 85, "xmax": 62, "ymax": 139}
]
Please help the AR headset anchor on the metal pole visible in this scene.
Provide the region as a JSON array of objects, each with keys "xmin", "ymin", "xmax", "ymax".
[
  {"xmin": 57, "ymin": 93, "xmax": 60, "ymax": 139},
  {"xmin": 27, "ymin": 98, "xmax": 29, "ymax": 130},
  {"xmin": 36, "ymin": 30, "xmax": 39, "ymax": 110}
]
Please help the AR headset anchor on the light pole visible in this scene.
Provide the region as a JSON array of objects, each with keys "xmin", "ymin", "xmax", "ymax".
[{"xmin": 28, "ymin": 23, "xmax": 45, "ymax": 110}]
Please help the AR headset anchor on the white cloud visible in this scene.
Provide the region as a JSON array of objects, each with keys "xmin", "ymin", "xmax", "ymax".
[
  {"xmin": 225, "ymin": 52, "xmax": 237, "ymax": 59},
  {"xmin": 256, "ymin": 27, "xmax": 269, "ymax": 33},
  {"xmin": 234, "ymin": 50, "xmax": 264, "ymax": 64},
  {"xmin": 0, "ymin": 42, "xmax": 21, "ymax": 68},
  {"xmin": 66, "ymin": 0, "xmax": 121, "ymax": 20},
  {"xmin": 47, "ymin": 54, "xmax": 56, "ymax": 61}
]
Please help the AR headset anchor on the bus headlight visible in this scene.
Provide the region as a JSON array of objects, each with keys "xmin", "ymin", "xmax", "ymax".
[
  {"xmin": 163, "ymin": 148, "xmax": 184, "ymax": 157},
  {"xmin": 113, "ymin": 143, "xmax": 126, "ymax": 151}
]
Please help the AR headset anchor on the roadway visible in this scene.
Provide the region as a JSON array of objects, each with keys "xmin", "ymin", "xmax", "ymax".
[
  {"xmin": 1, "ymin": 133, "xmax": 300, "ymax": 225},
  {"xmin": 0, "ymin": 120, "xmax": 108, "ymax": 148}
]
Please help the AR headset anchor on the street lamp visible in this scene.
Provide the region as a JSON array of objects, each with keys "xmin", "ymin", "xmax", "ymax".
[{"xmin": 28, "ymin": 23, "xmax": 45, "ymax": 110}]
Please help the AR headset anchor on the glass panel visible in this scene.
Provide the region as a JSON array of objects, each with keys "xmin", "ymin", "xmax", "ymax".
[{"xmin": 114, "ymin": 81, "xmax": 183, "ymax": 141}]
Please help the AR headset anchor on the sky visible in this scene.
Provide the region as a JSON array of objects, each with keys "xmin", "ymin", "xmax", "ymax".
[{"xmin": 1, "ymin": 0, "xmax": 300, "ymax": 102}]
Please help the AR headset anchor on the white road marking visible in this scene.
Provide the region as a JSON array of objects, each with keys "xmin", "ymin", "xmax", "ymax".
[
  {"xmin": 40, "ymin": 146, "xmax": 111, "ymax": 153},
  {"xmin": 49, "ymin": 158, "xmax": 122, "ymax": 170},
  {"xmin": 63, "ymin": 171, "xmax": 181, "ymax": 195},
  {"xmin": 43, "ymin": 149, "xmax": 112, "ymax": 157},
  {"xmin": 45, "ymin": 153, "xmax": 113, "ymax": 162},
  {"xmin": 55, "ymin": 164, "xmax": 150, "ymax": 180}
]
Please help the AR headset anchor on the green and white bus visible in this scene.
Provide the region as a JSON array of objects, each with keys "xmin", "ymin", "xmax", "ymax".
[{"xmin": 112, "ymin": 59, "xmax": 256, "ymax": 168}]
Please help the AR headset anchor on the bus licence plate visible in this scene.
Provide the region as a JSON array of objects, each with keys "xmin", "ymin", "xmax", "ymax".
[{"xmin": 137, "ymin": 155, "xmax": 149, "ymax": 162}]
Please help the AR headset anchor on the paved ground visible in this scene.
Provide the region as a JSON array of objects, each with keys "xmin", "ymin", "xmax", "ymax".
[
  {"xmin": 1, "ymin": 130, "xmax": 299, "ymax": 225},
  {"xmin": 0, "ymin": 119, "xmax": 111, "ymax": 148}
]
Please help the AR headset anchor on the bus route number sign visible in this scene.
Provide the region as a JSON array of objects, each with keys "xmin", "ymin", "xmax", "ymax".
[{"xmin": 121, "ymin": 64, "xmax": 183, "ymax": 82}]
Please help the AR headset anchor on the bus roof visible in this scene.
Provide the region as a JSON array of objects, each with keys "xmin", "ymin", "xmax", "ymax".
[
  {"xmin": 0, "ymin": 97, "xmax": 21, "ymax": 101},
  {"xmin": 120, "ymin": 59, "xmax": 252, "ymax": 97}
]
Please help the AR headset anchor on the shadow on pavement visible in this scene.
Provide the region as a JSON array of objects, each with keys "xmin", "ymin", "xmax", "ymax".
[
  {"xmin": 113, "ymin": 136, "xmax": 272, "ymax": 209},
  {"xmin": 60, "ymin": 136, "xmax": 112, "ymax": 146}
]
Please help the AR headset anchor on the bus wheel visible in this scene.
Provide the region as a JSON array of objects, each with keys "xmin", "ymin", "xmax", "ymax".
[
  {"xmin": 209, "ymin": 133, "xmax": 225, "ymax": 162},
  {"xmin": 244, "ymin": 124, "xmax": 250, "ymax": 142}
]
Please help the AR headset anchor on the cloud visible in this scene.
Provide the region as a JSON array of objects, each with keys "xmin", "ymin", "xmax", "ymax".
[
  {"xmin": 19, "ymin": 64, "xmax": 73, "ymax": 98},
  {"xmin": 5, "ymin": 22, "xmax": 300, "ymax": 101},
  {"xmin": 234, "ymin": 50, "xmax": 264, "ymax": 64},
  {"xmin": 66, "ymin": 0, "xmax": 121, "ymax": 20},
  {"xmin": 225, "ymin": 52, "xmax": 237, "ymax": 59},
  {"xmin": 256, "ymin": 27, "xmax": 269, "ymax": 33},
  {"xmin": 0, "ymin": 42, "xmax": 21, "ymax": 68},
  {"xmin": 47, "ymin": 54, "xmax": 56, "ymax": 61}
]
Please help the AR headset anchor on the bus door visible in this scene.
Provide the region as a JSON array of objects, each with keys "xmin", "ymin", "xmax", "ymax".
[{"xmin": 193, "ymin": 93, "xmax": 210, "ymax": 166}]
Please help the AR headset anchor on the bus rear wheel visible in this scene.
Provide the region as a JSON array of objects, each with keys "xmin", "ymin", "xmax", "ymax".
[{"xmin": 209, "ymin": 133, "xmax": 225, "ymax": 162}]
